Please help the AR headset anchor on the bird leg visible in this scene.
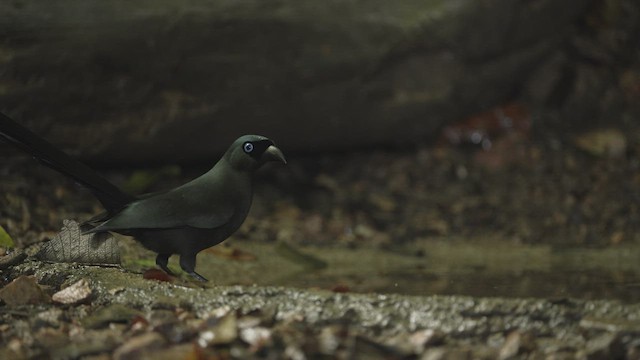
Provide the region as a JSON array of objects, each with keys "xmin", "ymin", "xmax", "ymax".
[
  {"xmin": 155, "ymin": 253, "xmax": 175, "ymax": 276},
  {"xmin": 179, "ymin": 253, "xmax": 208, "ymax": 282}
]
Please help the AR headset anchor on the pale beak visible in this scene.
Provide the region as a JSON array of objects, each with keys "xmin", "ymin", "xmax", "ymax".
[{"xmin": 262, "ymin": 145, "xmax": 287, "ymax": 164}]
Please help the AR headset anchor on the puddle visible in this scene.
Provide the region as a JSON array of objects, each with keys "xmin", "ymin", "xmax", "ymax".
[{"xmin": 166, "ymin": 239, "xmax": 640, "ymax": 302}]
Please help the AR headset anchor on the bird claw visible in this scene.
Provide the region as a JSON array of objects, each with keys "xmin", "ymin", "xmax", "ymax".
[
  {"xmin": 188, "ymin": 271, "xmax": 208, "ymax": 282},
  {"xmin": 160, "ymin": 266, "xmax": 175, "ymax": 276}
]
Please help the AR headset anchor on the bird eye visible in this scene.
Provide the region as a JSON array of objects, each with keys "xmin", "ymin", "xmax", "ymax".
[{"xmin": 243, "ymin": 142, "xmax": 254, "ymax": 153}]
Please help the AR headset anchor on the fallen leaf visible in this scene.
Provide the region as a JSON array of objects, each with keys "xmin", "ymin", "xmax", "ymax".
[
  {"xmin": 573, "ymin": 128, "xmax": 627, "ymax": 158},
  {"xmin": 0, "ymin": 225, "xmax": 15, "ymax": 248},
  {"xmin": 0, "ymin": 275, "xmax": 50, "ymax": 306}
]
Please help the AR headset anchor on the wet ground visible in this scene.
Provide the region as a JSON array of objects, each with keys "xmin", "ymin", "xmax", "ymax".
[{"xmin": 189, "ymin": 240, "xmax": 640, "ymax": 303}]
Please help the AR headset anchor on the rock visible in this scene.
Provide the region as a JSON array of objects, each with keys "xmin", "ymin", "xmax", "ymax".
[
  {"xmin": 352, "ymin": 335, "xmax": 406, "ymax": 359},
  {"xmin": 0, "ymin": 339, "xmax": 26, "ymax": 360},
  {"xmin": 0, "ymin": 0, "xmax": 592, "ymax": 163},
  {"xmin": 573, "ymin": 128, "xmax": 627, "ymax": 158},
  {"xmin": 409, "ymin": 329, "xmax": 446, "ymax": 350},
  {"xmin": 133, "ymin": 344, "xmax": 196, "ymax": 360},
  {"xmin": 81, "ymin": 304, "xmax": 142, "ymax": 329},
  {"xmin": 153, "ymin": 321, "xmax": 195, "ymax": 344},
  {"xmin": 34, "ymin": 327, "xmax": 70, "ymax": 350},
  {"xmin": 197, "ymin": 312, "xmax": 238, "ymax": 347},
  {"xmin": 113, "ymin": 332, "xmax": 166, "ymax": 360},
  {"xmin": 0, "ymin": 249, "xmax": 26, "ymax": 270},
  {"xmin": 627, "ymin": 339, "xmax": 640, "ymax": 360},
  {"xmin": 318, "ymin": 325, "xmax": 345, "ymax": 355},
  {"xmin": 578, "ymin": 333, "xmax": 625, "ymax": 360},
  {"xmin": 498, "ymin": 330, "xmax": 536, "ymax": 359},
  {"xmin": 56, "ymin": 327, "xmax": 122, "ymax": 359},
  {"xmin": 147, "ymin": 309, "xmax": 197, "ymax": 344},
  {"xmin": 52, "ymin": 279, "xmax": 93, "ymax": 305},
  {"xmin": 421, "ymin": 347, "xmax": 472, "ymax": 360},
  {"xmin": 34, "ymin": 308, "xmax": 65, "ymax": 328},
  {"xmin": 0, "ymin": 275, "xmax": 50, "ymax": 306},
  {"xmin": 385, "ymin": 329, "xmax": 445, "ymax": 355},
  {"xmin": 240, "ymin": 327, "xmax": 272, "ymax": 351}
]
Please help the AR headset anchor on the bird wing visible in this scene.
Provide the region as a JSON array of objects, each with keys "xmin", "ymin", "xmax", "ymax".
[{"xmin": 88, "ymin": 186, "xmax": 235, "ymax": 232}]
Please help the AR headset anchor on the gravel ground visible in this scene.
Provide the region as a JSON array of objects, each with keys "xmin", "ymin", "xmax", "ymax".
[{"xmin": 0, "ymin": 261, "xmax": 639, "ymax": 359}]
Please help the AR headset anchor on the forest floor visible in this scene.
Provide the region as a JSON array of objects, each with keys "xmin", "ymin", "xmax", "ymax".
[{"xmin": 2, "ymin": 108, "xmax": 640, "ymax": 358}]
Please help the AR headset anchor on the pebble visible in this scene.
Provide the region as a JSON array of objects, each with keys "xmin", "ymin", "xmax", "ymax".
[
  {"xmin": 240, "ymin": 326, "xmax": 272, "ymax": 351},
  {"xmin": 499, "ymin": 330, "xmax": 536, "ymax": 359},
  {"xmin": 0, "ymin": 249, "xmax": 26, "ymax": 270},
  {"xmin": 52, "ymin": 279, "xmax": 93, "ymax": 305},
  {"xmin": 81, "ymin": 304, "xmax": 142, "ymax": 329},
  {"xmin": 113, "ymin": 332, "xmax": 166, "ymax": 360},
  {"xmin": 35, "ymin": 308, "xmax": 64, "ymax": 328},
  {"xmin": 198, "ymin": 312, "xmax": 238, "ymax": 347},
  {"xmin": 578, "ymin": 333, "xmax": 625, "ymax": 360}
]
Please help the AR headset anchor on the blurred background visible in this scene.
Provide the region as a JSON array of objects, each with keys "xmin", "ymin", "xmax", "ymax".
[{"xmin": 1, "ymin": 0, "xmax": 640, "ymax": 301}]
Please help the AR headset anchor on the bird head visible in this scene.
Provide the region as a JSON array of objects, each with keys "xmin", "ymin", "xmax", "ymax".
[{"xmin": 224, "ymin": 135, "xmax": 286, "ymax": 171}]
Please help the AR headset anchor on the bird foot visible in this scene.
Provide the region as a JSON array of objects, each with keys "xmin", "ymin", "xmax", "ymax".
[
  {"xmin": 187, "ymin": 271, "xmax": 208, "ymax": 282},
  {"xmin": 158, "ymin": 266, "xmax": 175, "ymax": 277},
  {"xmin": 155, "ymin": 253, "xmax": 175, "ymax": 276}
]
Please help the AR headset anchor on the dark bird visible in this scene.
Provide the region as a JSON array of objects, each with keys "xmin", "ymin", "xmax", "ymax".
[{"xmin": 0, "ymin": 112, "xmax": 286, "ymax": 281}]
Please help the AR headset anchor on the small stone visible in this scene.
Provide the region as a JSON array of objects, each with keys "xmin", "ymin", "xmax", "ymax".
[
  {"xmin": 385, "ymin": 329, "xmax": 445, "ymax": 355},
  {"xmin": 573, "ymin": 128, "xmax": 627, "ymax": 158},
  {"xmin": 499, "ymin": 331, "xmax": 536, "ymax": 359},
  {"xmin": 421, "ymin": 347, "xmax": 473, "ymax": 360},
  {"xmin": 421, "ymin": 348, "xmax": 447, "ymax": 360},
  {"xmin": 3, "ymin": 338, "xmax": 25, "ymax": 359},
  {"xmin": 108, "ymin": 287, "xmax": 126, "ymax": 295},
  {"xmin": 134, "ymin": 343, "xmax": 196, "ymax": 360},
  {"xmin": 627, "ymin": 339, "xmax": 640, "ymax": 360},
  {"xmin": 150, "ymin": 310, "xmax": 195, "ymax": 344},
  {"xmin": 52, "ymin": 279, "xmax": 92, "ymax": 305},
  {"xmin": 237, "ymin": 315, "xmax": 261, "ymax": 330},
  {"xmin": 353, "ymin": 335, "xmax": 404, "ymax": 358},
  {"xmin": 240, "ymin": 327, "xmax": 272, "ymax": 351},
  {"xmin": 35, "ymin": 308, "xmax": 65, "ymax": 328},
  {"xmin": 578, "ymin": 333, "xmax": 624, "ymax": 360},
  {"xmin": 64, "ymin": 327, "xmax": 123, "ymax": 357},
  {"xmin": 0, "ymin": 275, "xmax": 50, "ymax": 306},
  {"xmin": 154, "ymin": 321, "xmax": 195, "ymax": 344},
  {"xmin": 410, "ymin": 329, "xmax": 445, "ymax": 349},
  {"xmin": 369, "ymin": 193, "xmax": 396, "ymax": 212},
  {"xmin": 318, "ymin": 325, "xmax": 348, "ymax": 355},
  {"xmin": 198, "ymin": 312, "xmax": 238, "ymax": 347},
  {"xmin": 113, "ymin": 332, "xmax": 166, "ymax": 360},
  {"xmin": 82, "ymin": 304, "xmax": 142, "ymax": 329},
  {"xmin": 0, "ymin": 248, "xmax": 26, "ymax": 270},
  {"xmin": 148, "ymin": 310, "xmax": 178, "ymax": 326},
  {"xmin": 284, "ymin": 345, "xmax": 306, "ymax": 360},
  {"xmin": 34, "ymin": 327, "xmax": 70, "ymax": 349}
]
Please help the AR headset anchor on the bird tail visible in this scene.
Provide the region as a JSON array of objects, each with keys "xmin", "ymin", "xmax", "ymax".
[{"xmin": 0, "ymin": 112, "xmax": 134, "ymax": 212}]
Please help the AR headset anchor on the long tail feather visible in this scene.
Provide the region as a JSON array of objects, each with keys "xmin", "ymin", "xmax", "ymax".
[{"xmin": 0, "ymin": 112, "xmax": 134, "ymax": 211}]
